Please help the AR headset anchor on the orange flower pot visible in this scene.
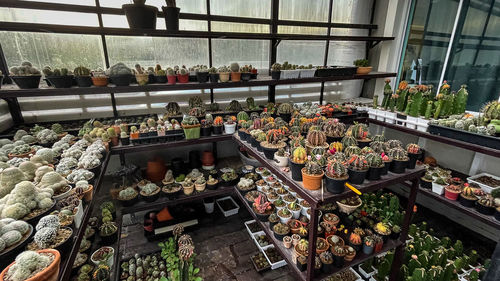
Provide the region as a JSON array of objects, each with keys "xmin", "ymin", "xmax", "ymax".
[
  {"xmin": 0, "ymin": 249, "xmax": 61, "ymax": 281},
  {"xmin": 112, "ymin": 125, "xmax": 121, "ymax": 135},
  {"xmin": 146, "ymin": 159, "xmax": 166, "ymax": 182},
  {"xmin": 301, "ymin": 168, "xmax": 323, "ymax": 190},
  {"xmin": 83, "ymin": 185, "xmax": 94, "ymax": 202},
  {"xmin": 356, "ymin": 66, "xmax": 372, "ymax": 75},
  {"xmin": 110, "ymin": 136, "xmax": 119, "ymax": 147},
  {"xmin": 230, "ymin": 72, "xmax": 241, "ymax": 82},
  {"xmin": 130, "ymin": 132, "xmax": 139, "ymax": 139},
  {"xmin": 91, "ymin": 76, "xmax": 109, "ymax": 87}
]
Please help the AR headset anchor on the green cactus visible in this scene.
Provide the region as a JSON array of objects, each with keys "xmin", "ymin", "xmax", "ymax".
[
  {"xmin": 453, "ymin": 240, "xmax": 463, "ymax": 256},
  {"xmin": 424, "ymin": 101, "xmax": 433, "ymax": 119},
  {"xmin": 408, "ymin": 257, "xmax": 421, "ymax": 274},
  {"xmin": 412, "ymin": 268, "xmax": 426, "ymax": 281},
  {"xmin": 376, "ymin": 259, "xmax": 391, "ymax": 280},
  {"xmin": 373, "ymin": 95, "xmax": 378, "ymax": 109},
  {"xmin": 74, "ymin": 66, "xmax": 90, "ymax": 76},
  {"xmin": 453, "ymin": 85, "xmax": 468, "ymax": 114},
  {"xmin": 408, "ymin": 89, "xmax": 423, "ymax": 117},
  {"xmin": 442, "ymin": 262, "xmax": 456, "ymax": 281},
  {"xmin": 382, "ymin": 79, "xmax": 392, "ymax": 109},
  {"xmin": 396, "ymin": 87, "xmax": 409, "ymax": 112}
]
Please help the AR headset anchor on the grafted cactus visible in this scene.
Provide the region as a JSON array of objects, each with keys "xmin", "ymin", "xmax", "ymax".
[
  {"xmin": 306, "ymin": 129, "xmax": 327, "ymax": 147},
  {"xmin": 322, "ymin": 119, "xmax": 345, "ymax": 137},
  {"xmin": 326, "ymin": 160, "xmax": 347, "ymax": 178}
]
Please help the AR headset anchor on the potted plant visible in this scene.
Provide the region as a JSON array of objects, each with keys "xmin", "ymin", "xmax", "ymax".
[
  {"xmin": 107, "ymin": 63, "xmax": 133, "ymax": 86},
  {"xmin": 432, "ymin": 177, "xmax": 447, "ymax": 195},
  {"xmin": 444, "ymin": 184, "xmax": 462, "ymax": 200},
  {"xmin": 322, "ymin": 118, "xmax": 345, "ymax": 143},
  {"xmin": 162, "ymin": 0, "xmax": 180, "ymax": 31},
  {"xmin": 373, "ymin": 235, "xmax": 383, "ymax": 253},
  {"xmin": 283, "ymin": 235, "xmax": 292, "ymax": 248},
  {"xmin": 388, "ymin": 147, "xmax": 408, "ymax": 174},
  {"xmin": 163, "ymin": 67, "xmax": 176, "ymax": 85},
  {"xmin": 90, "ymin": 246, "xmax": 114, "ymax": 268},
  {"xmin": 349, "ymin": 233, "xmax": 362, "ymax": 252},
  {"xmin": 200, "ymin": 119, "xmax": 212, "ymax": 137},
  {"xmin": 99, "ymin": 222, "xmax": 118, "ymax": 245},
  {"xmin": 106, "ymin": 127, "xmax": 119, "ymax": 147},
  {"xmin": 406, "ymin": 143, "xmax": 421, "ymax": 169},
  {"xmin": 271, "ymin": 63, "xmax": 281, "ymax": 80},
  {"xmin": 194, "ymin": 177, "xmax": 206, "ymax": 192},
  {"xmin": 181, "ymin": 116, "xmax": 200, "ymax": 140},
  {"xmin": 420, "ymin": 172, "xmax": 433, "ymax": 189},
  {"xmin": 0, "ymin": 249, "xmax": 61, "ymax": 281},
  {"xmin": 224, "ymin": 116, "xmax": 237, "ymax": 134},
  {"xmin": 277, "ymin": 207, "xmax": 292, "ymax": 224},
  {"xmin": 277, "ymin": 103, "xmax": 293, "ymax": 123},
  {"xmin": 91, "ymin": 69, "xmax": 108, "ymax": 87},
  {"xmin": 274, "ymin": 148, "xmax": 289, "ymax": 167},
  {"xmin": 346, "ymin": 154, "xmax": 369, "ymax": 184},
  {"xmin": 363, "ymin": 235, "xmax": 375, "ymax": 255},
  {"xmin": 42, "ymin": 66, "xmax": 74, "ymax": 88},
  {"xmin": 196, "ymin": 65, "xmax": 209, "ymax": 83},
  {"xmin": 229, "ymin": 62, "xmax": 241, "ymax": 82},
  {"xmin": 9, "ymin": 62, "xmax": 42, "ymax": 89},
  {"xmin": 260, "ymin": 129, "xmax": 286, "ymax": 160},
  {"xmin": 324, "ymin": 159, "xmax": 348, "ymax": 194},
  {"xmin": 320, "ymin": 251, "xmax": 334, "ymax": 274},
  {"xmin": 74, "ymin": 66, "xmax": 92, "ymax": 87},
  {"xmin": 210, "ymin": 116, "xmax": 223, "ymax": 135},
  {"xmin": 272, "ymin": 223, "xmax": 290, "ymax": 241},
  {"xmin": 207, "ymin": 67, "xmax": 218, "ymax": 83},
  {"xmin": 287, "ymin": 202, "xmax": 301, "ymax": 219},
  {"xmin": 305, "ymin": 127, "xmax": 329, "ymax": 154},
  {"xmin": 134, "ymin": 64, "xmax": 149, "ymax": 86},
  {"xmin": 476, "ymin": 196, "xmax": 495, "ymax": 215},
  {"xmin": 252, "ymin": 194, "xmax": 274, "ymax": 222},
  {"xmin": 218, "ymin": 66, "xmax": 230, "ymax": 82},
  {"xmin": 289, "ymin": 146, "xmax": 307, "ymax": 181},
  {"xmin": 366, "ymin": 152, "xmax": 384, "ymax": 181},
  {"xmin": 123, "ymin": 0, "xmax": 158, "ymax": 29},
  {"xmin": 348, "ymin": 123, "xmax": 371, "ymax": 148},
  {"xmin": 373, "ymin": 222, "xmax": 391, "ymax": 243},
  {"xmin": 117, "ymin": 187, "xmax": 138, "ymax": 206},
  {"xmin": 240, "ymin": 65, "xmax": 252, "ymax": 81},
  {"xmin": 154, "ymin": 65, "xmax": 167, "ymax": 83},
  {"xmin": 391, "ymin": 225, "xmax": 401, "ymax": 240},
  {"xmin": 176, "ymin": 67, "xmax": 189, "ymax": 83},
  {"xmin": 332, "ymin": 246, "xmax": 346, "ymax": 267},
  {"xmin": 139, "ymin": 182, "xmax": 161, "ymax": 202},
  {"xmin": 281, "ymin": 62, "xmax": 300, "ymax": 79},
  {"xmin": 354, "ymin": 59, "xmax": 372, "ymax": 74},
  {"xmin": 301, "ymin": 160, "xmax": 324, "ymax": 190},
  {"xmin": 459, "ymin": 185, "xmax": 477, "ymax": 207}
]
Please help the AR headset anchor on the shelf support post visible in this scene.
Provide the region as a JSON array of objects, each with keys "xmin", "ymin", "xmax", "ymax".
[
  {"xmin": 389, "ymin": 177, "xmax": 420, "ymax": 281},
  {"xmin": 306, "ymin": 206, "xmax": 319, "ymax": 281}
]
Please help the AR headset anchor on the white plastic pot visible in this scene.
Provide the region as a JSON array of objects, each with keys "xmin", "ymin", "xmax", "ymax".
[
  {"xmin": 274, "ymin": 153, "xmax": 288, "ymax": 167},
  {"xmin": 224, "ymin": 123, "xmax": 236, "ymax": 134},
  {"xmin": 299, "ymin": 69, "xmax": 316, "ymax": 78},
  {"xmin": 91, "ymin": 246, "xmax": 114, "ymax": 268},
  {"xmin": 203, "ymin": 199, "xmax": 215, "ymax": 214},
  {"xmin": 432, "ymin": 182, "xmax": 445, "ymax": 195},
  {"xmin": 375, "ymin": 110, "xmax": 385, "ymax": 121}
]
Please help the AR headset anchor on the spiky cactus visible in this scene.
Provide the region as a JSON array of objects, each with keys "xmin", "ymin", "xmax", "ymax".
[
  {"xmin": 366, "ymin": 153, "xmax": 384, "ymax": 168},
  {"xmin": 344, "ymin": 146, "xmax": 361, "ymax": 157},
  {"xmin": 347, "ymin": 154, "xmax": 369, "ymax": 171},
  {"xmin": 370, "ymin": 141, "xmax": 385, "ymax": 154},
  {"xmin": 382, "ymin": 79, "xmax": 393, "ymax": 109},
  {"xmin": 237, "ymin": 111, "xmax": 249, "ymax": 122},
  {"xmin": 348, "ymin": 123, "xmax": 370, "ymax": 140},
  {"xmin": 266, "ymin": 129, "xmax": 282, "ymax": 145},
  {"xmin": 389, "ymin": 147, "xmax": 408, "ymax": 161},
  {"xmin": 277, "ymin": 103, "xmax": 293, "ymax": 114},
  {"xmin": 326, "ymin": 160, "xmax": 347, "ymax": 178},
  {"xmin": 481, "ymin": 101, "xmax": 500, "ymax": 122},
  {"xmin": 341, "ymin": 135, "xmax": 358, "ymax": 148},
  {"xmin": 291, "ymin": 146, "xmax": 307, "ymax": 164},
  {"xmin": 396, "ymin": 80, "xmax": 409, "ymax": 112},
  {"xmin": 306, "ymin": 128, "xmax": 327, "ymax": 147},
  {"xmin": 406, "ymin": 143, "xmax": 420, "ymax": 154},
  {"xmin": 322, "ymin": 119, "xmax": 345, "ymax": 137}
]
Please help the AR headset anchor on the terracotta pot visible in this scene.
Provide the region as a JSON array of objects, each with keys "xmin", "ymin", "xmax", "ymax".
[
  {"xmin": 0, "ymin": 249, "xmax": 61, "ymax": 281},
  {"xmin": 112, "ymin": 125, "xmax": 121, "ymax": 135},
  {"xmin": 83, "ymin": 185, "xmax": 94, "ymax": 202},
  {"xmin": 177, "ymin": 73, "xmax": 189, "ymax": 83},
  {"xmin": 195, "ymin": 182, "xmax": 206, "ymax": 192},
  {"xmin": 356, "ymin": 66, "xmax": 372, "ymax": 75},
  {"xmin": 201, "ymin": 151, "xmax": 214, "ymax": 167},
  {"xmin": 130, "ymin": 132, "xmax": 139, "ymax": 139},
  {"xmin": 146, "ymin": 159, "xmax": 166, "ymax": 182},
  {"xmin": 110, "ymin": 136, "xmax": 119, "ymax": 147},
  {"xmin": 230, "ymin": 72, "xmax": 241, "ymax": 82},
  {"xmin": 91, "ymin": 76, "xmax": 109, "ymax": 87},
  {"xmin": 301, "ymin": 168, "xmax": 324, "ymax": 190},
  {"xmin": 219, "ymin": 72, "xmax": 230, "ymax": 82}
]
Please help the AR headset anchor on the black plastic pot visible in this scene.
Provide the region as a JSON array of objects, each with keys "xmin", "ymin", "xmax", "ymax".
[
  {"xmin": 209, "ymin": 73, "xmax": 219, "ymax": 83},
  {"xmin": 476, "ymin": 202, "xmax": 495, "ymax": 215},
  {"xmin": 381, "ymin": 161, "xmax": 390, "ymax": 175},
  {"xmin": 162, "ymin": 6, "xmax": 180, "ymax": 31},
  {"xmin": 390, "ymin": 231, "xmax": 401, "ymax": 240},
  {"xmin": 495, "ymin": 209, "xmax": 500, "ymax": 221},
  {"xmin": 262, "ymin": 146, "xmax": 278, "ymax": 160},
  {"xmin": 0, "ymin": 76, "xmax": 3, "ymax": 89},
  {"xmin": 46, "ymin": 75, "xmax": 74, "ymax": 88},
  {"xmin": 279, "ymin": 113, "xmax": 291, "ymax": 123},
  {"xmin": 110, "ymin": 74, "xmax": 132, "ymax": 86},
  {"xmin": 120, "ymin": 137, "xmax": 130, "ymax": 146},
  {"xmin": 163, "ymin": 188, "xmax": 181, "ymax": 200},
  {"xmin": 119, "ymin": 196, "xmax": 138, "ymax": 207},
  {"xmin": 289, "ymin": 160, "xmax": 305, "ymax": 181},
  {"xmin": 201, "ymin": 126, "xmax": 212, "ymax": 137},
  {"xmin": 325, "ymin": 175, "xmax": 347, "ymax": 194},
  {"xmin": 155, "ymin": 75, "xmax": 167, "ymax": 83},
  {"xmin": 420, "ymin": 179, "xmax": 432, "ymax": 189},
  {"xmin": 347, "ymin": 168, "xmax": 367, "ymax": 184},
  {"xmin": 349, "ymin": 242, "xmax": 362, "ymax": 252},
  {"xmin": 357, "ymin": 140, "xmax": 371, "ymax": 148},
  {"xmin": 206, "ymin": 181, "xmax": 218, "ymax": 190},
  {"xmin": 11, "ymin": 75, "xmax": 42, "ymax": 89},
  {"xmin": 196, "ymin": 72, "xmax": 209, "ymax": 83},
  {"xmin": 241, "ymin": 73, "xmax": 252, "ymax": 81},
  {"xmin": 273, "ymin": 231, "xmax": 288, "ymax": 241},
  {"xmin": 171, "ymin": 158, "xmax": 184, "ymax": 175},
  {"xmin": 141, "ymin": 191, "xmax": 160, "ymax": 203},
  {"xmin": 271, "ymin": 71, "xmax": 281, "ymax": 80},
  {"xmin": 256, "ymin": 142, "xmax": 263, "ymax": 152},
  {"xmin": 390, "ymin": 160, "xmax": 407, "ymax": 174},
  {"xmin": 407, "ymin": 152, "xmax": 421, "ymax": 169},
  {"xmin": 321, "ymin": 262, "xmax": 334, "ymax": 274},
  {"xmin": 296, "ymin": 260, "xmax": 307, "ymax": 272},
  {"xmin": 75, "ymin": 76, "xmax": 92, "ymax": 87},
  {"xmin": 367, "ymin": 166, "xmax": 383, "ymax": 181},
  {"xmin": 250, "ymin": 137, "xmax": 259, "ymax": 147},
  {"xmin": 333, "ymin": 255, "xmax": 345, "ymax": 267},
  {"xmin": 148, "ymin": 74, "xmax": 155, "ymax": 84},
  {"xmin": 213, "ymin": 126, "xmax": 223, "ymax": 135},
  {"xmin": 255, "ymin": 211, "xmax": 271, "ymax": 222},
  {"xmin": 326, "ymin": 136, "xmax": 342, "ymax": 144},
  {"xmin": 99, "ymin": 231, "xmax": 118, "ymax": 246},
  {"xmin": 238, "ymin": 130, "xmax": 248, "ymax": 141},
  {"xmin": 123, "ymin": 3, "xmax": 158, "ymax": 29}
]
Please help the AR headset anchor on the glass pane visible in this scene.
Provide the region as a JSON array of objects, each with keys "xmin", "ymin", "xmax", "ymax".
[
  {"xmin": 210, "ymin": 0, "xmax": 270, "ymax": 19},
  {"xmin": 100, "ymin": 0, "xmax": 207, "ymax": 14},
  {"xmin": 399, "ymin": 0, "xmax": 459, "ymax": 88},
  {"xmin": 278, "ymin": 26, "xmax": 327, "ymax": 35},
  {"xmin": 102, "ymin": 15, "xmax": 207, "ymax": 30},
  {"xmin": 328, "ymin": 41, "xmax": 366, "ymax": 66},
  {"xmin": 212, "ymin": 39, "xmax": 269, "ymax": 69},
  {"xmin": 106, "ymin": 36, "xmax": 209, "ymax": 68},
  {"xmin": 331, "ymin": 0, "xmax": 373, "ymax": 24},
  {"xmin": 23, "ymin": 0, "xmax": 95, "ymax": 5},
  {"xmin": 444, "ymin": 0, "xmax": 500, "ymax": 111},
  {"xmin": 0, "ymin": 8, "xmax": 99, "ymax": 26},
  {"xmin": 277, "ymin": 40, "xmax": 325, "ymax": 66},
  {"xmin": 0, "ymin": 32, "xmax": 105, "ymax": 70},
  {"xmin": 279, "ymin": 0, "xmax": 330, "ymax": 22},
  {"xmin": 211, "ymin": 22, "xmax": 269, "ymax": 33}
]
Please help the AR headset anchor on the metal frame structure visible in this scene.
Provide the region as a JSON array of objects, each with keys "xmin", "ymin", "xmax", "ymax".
[{"xmin": 0, "ymin": 0, "xmax": 390, "ymax": 127}]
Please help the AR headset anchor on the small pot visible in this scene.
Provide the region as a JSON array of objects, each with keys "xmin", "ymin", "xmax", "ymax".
[
  {"xmin": 183, "ymin": 184, "xmax": 194, "ymax": 195},
  {"xmin": 195, "ymin": 182, "xmax": 206, "ymax": 192},
  {"xmin": 230, "ymin": 72, "xmax": 241, "ymax": 82},
  {"xmin": 196, "ymin": 72, "xmax": 209, "ymax": 83},
  {"xmin": 135, "ymin": 73, "xmax": 149, "ymax": 85},
  {"xmin": 325, "ymin": 175, "xmax": 347, "ymax": 194},
  {"xmin": 458, "ymin": 195, "xmax": 477, "ymax": 208},
  {"xmin": 420, "ymin": 178, "xmax": 432, "ymax": 189},
  {"xmin": 213, "ymin": 126, "xmax": 223, "ymax": 135},
  {"xmin": 432, "ymin": 183, "xmax": 445, "ymax": 195},
  {"xmin": 123, "ymin": 3, "xmax": 158, "ymax": 29},
  {"xmin": 91, "ymin": 76, "xmax": 109, "ymax": 87},
  {"xmin": 367, "ymin": 166, "xmax": 383, "ymax": 181},
  {"xmin": 476, "ymin": 201, "xmax": 495, "ymax": 215},
  {"xmin": 219, "ymin": 72, "xmax": 230, "ymax": 82},
  {"xmin": 274, "ymin": 153, "xmax": 288, "ymax": 167},
  {"xmin": 201, "ymin": 126, "xmax": 212, "ymax": 137},
  {"xmin": 155, "ymin": 75, "xmax": 167, "ymax": 83},
  {"xmin": 289, "ymin": 160, "xmax": 305, "ymax": 181},
  {"xmin": 347, "ymin": 168, "xmax": 368, "ymax": 185},
  {"xmin": 224, "ymin": 123, "xmax": 236, "ymax": 134},
  {"xmin": 99, "ymin": 230, "xmax": 118, "ymax": 246},
  {"xmin": 444, "ymin": 188, "xmax": 460, "ymax": 201},
  {"xmin": 333, "ymin": 254, "xmax": 345, "ymax": 267},
  {"xmin": 120, "ymin": 137, "xmax": 130, "ymax": 146},
  {"xmin": 356, "ymin": 66, "xmax": 372, "ymax": 74},
  {"xmin": 209, "ymin": 73, "xmax": 219, "ymax": 83},
  {"xmin": 203, "ymin": 198, "xmax": 215, "ymax": 214},
  {"xmin": 162, "ymin": 6, "xmax": 180, "ymax": 31},
  {"xmin": 11, "ymin": 75, "xmax": 42, "ymax": 89},
  {"xmin": 301, "ymin": 168, "xmax": 323, "ymax": 190},
  {"xmin": 407, "ymin": 152, "xmax": 421, "ymax": 169},
  {"xmin": 271, "ymin": 70, "xmax": 281, "ymax": 80},
  {"xmin": 262, "ymin": 146, "xmax": 279, "ymax": 160},
  {"xmin": 141, "ymin": 189, "xmax": 161, "ymax": 203},
  {"xmin": 381, "ymin": 161, "xmax": 391, "ymax": 175},
  {"xmin": 82, "ymin": 185, "xmax": 94, "ymax": 202},
  {"xmin": 390, "ymin": 160, "xmax": 407, "ymax": 174},
  {"xmin": 46, "ymin": 75, "xmax": 74, "ymax": 88},
  {"xmin": 167, "ymin": 75, "xmax": 177, "ymax": 84},
  {"xmin": 75, "ymin": 76, "xmax": 92, "ymax": 87},
  {"xmin": 206, "ymin": 180, "xmax": 218, "ymax": 190},
  {"xmin": 119, "ymin": 194, "xmax": 138, "ymax": 207},
  {"xmin": 241, "ymin": 73, "xmax": 252, "ymax": 81},
  {"xmin": 177, "ymin": 73, "xmax": 189, "ymax": 83},
  {"xmin": 363, "ymin": 244, "xmax": 374, "ymax": 255}
]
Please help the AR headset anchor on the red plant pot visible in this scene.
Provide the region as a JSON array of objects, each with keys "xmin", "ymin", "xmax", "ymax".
[
  {"xmin": 374, "ymin": 241, "xmax": 383, "ymax": 253},
  {"xmin": 177, "ymin": 74, "xmax": 189, "ymax": 83},
  {"xmin": 167, "ymin": 75, "xmax": 177, "ymax": 85},
  {"xmin": 444, "ymin": 189, "xmax": 460, "ymax": 201}
]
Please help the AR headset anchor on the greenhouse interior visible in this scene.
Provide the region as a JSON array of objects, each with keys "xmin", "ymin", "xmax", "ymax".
[{"xmin": 0, "ymin": 0, "xmax": 499, "ymax": 281}]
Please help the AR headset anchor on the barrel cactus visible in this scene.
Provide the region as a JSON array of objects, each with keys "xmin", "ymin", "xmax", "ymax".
[
  {"xmin": 326, "ymin": 160, "xmax": 347, "ymax": 178},
  {"xmin": 348, "ymin": 123, "xmax": 370, "ymax": 140},
  {"xmin": 34, "ymin": 226, "xmax": 58, "ymax": 248},
  {"xmin": 341, "ymin": 135, "xmax": 358, "ymax": 148},
  {"xmin": 389, "ymin": 147, "xmax": 408, "ymax": 161},
  {"xmin": 370, "ymin": 141, "xmax": 385, "ymax": 154},
  {"xmin": 322, "ymin": 119, "xmax": 345, "ymax": 137},
  {"xmin": 0, "ymin": 167, "xmax": 26, "ymax": 198},
  {"xmin": 237, "ymin": 111, "xmax": 249, "ymax": 122},
  {"xmin": 277, "ymin": 103, "xmax": 293, "ymax": 115},
  {"xmin": 306, "ymin": 128, "xmax": 327, "ymax": 147},
  {"xmin": 366, "ymin": 153, "xmax": 384, "ymax": 168},
  {"xmin": 106, "ymin": 62, "xmax": 132, "ymax": 76}
]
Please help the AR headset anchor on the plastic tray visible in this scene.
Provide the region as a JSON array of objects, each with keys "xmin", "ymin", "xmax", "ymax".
[
  {"xmin": 467, "ymin": 172, "xmax": 500, "ymax": 194},
  {"xmin": 216, "ymin": 196, "xmax": 240, "ymax": 217},
  {"xmin": 244, "ymin": 220, "xmax": 262, "ymax": 236},
  {"xmin": 428, "ymin": 124, "xmax": 500, "ymax": 150},
  {"xmin": 252, "ymin": 231, "xmax": 273, "ymax": 251},
  {"xmin": 262, "ymin": 245, "xmax": 287, "ymax": 270}
]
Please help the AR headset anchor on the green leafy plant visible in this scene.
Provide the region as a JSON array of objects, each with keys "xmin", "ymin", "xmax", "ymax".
[{"xmin": 354, "ymin": 59, "xmax": 369, "ymax": 67}]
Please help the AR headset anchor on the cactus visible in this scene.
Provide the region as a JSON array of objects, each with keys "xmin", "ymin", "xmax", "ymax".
[
  {"xmin": 396, "ymin": 80, "xmax": 409, "ymax": 112},
  {"xmin": 341, "ymin": 135, "xmax": 358, "ymax": 148},
  {"xmin": 230, "ymin": 62, "xmax": 240, "ymax": 72},
  {"xmin": 277, "ymin": 103, "xmax": 293, "ymax": 114},
  {"xmin": 291, "ymin": 146, "xmax": 307, "ymax": 164},
  {"xmin": 372, "ymin": 95, "xmax": 378, "ymax": 109},
  {"xmin": 306, "ymin": 128, "xmax": 327, "ymax": 147},
  {"xmin": 389, "ymin": 147, "xmax": 408, "ymax": 161},
  {"xmin": 481, "ymin": 101, "xmax": 500, "ymax": 122},
  {"xmin": 99, "ymin": 222, "xmax": 117, "ymax": 236},
  {"xmin": 322, "ymin": 118, "xmax": 345, "ymax": 137},
  {"xmin": 237, "ymin": 111, "xmax": 249, "ymax": 122},
  {"xmin": 366, "ymin": 153, "xmax": 384, "ymax": 168},
  {"xmin": 74, "ymin": 66, "xmax": 90, "ymax": 76},
  {"xmin": 347, "ymin": 154, "xmax": 369, "ymax": 171},
  {"xmin": 406, "ymin": 143, "xmax": 420, "ymax": 154},
  {"xmin": 344, "ymin": 146, "xmax": 361, "ymax": 157},
  {"xmin": 370, "ymin": 141, "xmax": 385, "ymax": 154},
  {"xmin": 181, "ymin": 116, "xmax": 200, "ymax": 126},
  {"xmin": 348, "ymin": 123, "xmax": 370, "ymax": 140},
  {"xmin": 304, "ymin": 160, "xmax": 322, "ymax": 175},
  {"xmin": 227, "ymin": 100, "xmax": 243, "ymax": 112},
  {"xmin": 382, "ymin": 79, "xmax": 393, "ymax": 109},
  {"xmin": 188, "ymin": 96, "xmax": 204, "ymax": 109},
  {"xmin": 326, "ymin": 160, "xmax": 347, "ymax": 178},
  {"xmin": 271, "ymin": 63, "xmax": 281, "ymax": 71},
  {"xmin": 408, "ymin": 87, "xmax": 423, "ymax": 117},
  {"xmin": 376, "ymin": 259, "xmax": 391, "ymax": 280}
]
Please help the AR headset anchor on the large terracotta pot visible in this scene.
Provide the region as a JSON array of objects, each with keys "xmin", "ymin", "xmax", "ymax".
[
  {"xmin": 146, "ymin": 159, "xmax": 166, "ymax": 182},
  {"xmin": 0, "ymin": 249, "xmax": 61, "ymax": 281},
  {"xmin": 301, "ymin": 168, "xmax": 323, "ymax": 190},
  {"xmin": 201, "ymin": 151, "xmax": 214, "ymax": 167}
]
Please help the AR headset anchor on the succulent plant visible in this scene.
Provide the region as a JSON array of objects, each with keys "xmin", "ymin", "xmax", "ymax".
[
  {"xmin": 306, "ymin": 128, "xmax": 327, "ymax": 147},
  {"xmin": 347, "ymin": 154, "xmax": 369, "ymax": 171},
  {"xmin": 326, "ymin": 160, "xmax": 347, "ymax": 178},
  {"xmin": 322, "ymin": 119, "xmax": 345, "ymax": 137},
  {"xmin": 389, "ymin": 147, "xmax": 408, "ymax": 161},
  {"xmin": 99, "ymin": 222, "xmax": 117, "ymax": 236},
  {"xmin": 36, "ymin": 215, "xmax": 60, "ymax": 231},
  {"xmin": 9, "ymin": 62, "xmax": 41, "ymax": 76},
  {"xmin": 344, "ymin": 146, "xmax": 361, "ymax": 157},
  {"xmin": 341, "ymin": 135, "xmax": 358, "ymax": 148},
  {"xmin": 366, "ymin": 153, "xmax": 384, "ymax": 168},
  {"xmin": 406, "ymin": 143, "xmax": 420, "ymax": 154},
  {"xmin": 304, "ymin": 161, "xmax": 323, "ymax": 175},
  {"xmin": 291, "ymin": 146, "xmax": 307, "ymax": 164}
]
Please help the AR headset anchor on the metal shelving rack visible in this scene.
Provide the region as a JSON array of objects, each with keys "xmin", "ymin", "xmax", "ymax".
[{"xmin": 233, "ymin": 134, "xmax": 424, "ymax": 281}]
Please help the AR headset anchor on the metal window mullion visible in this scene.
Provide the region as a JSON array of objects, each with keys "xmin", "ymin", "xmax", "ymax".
[
  {"xmin": 207, "ymin": 0, "xmax": 214, "ymax": 103},
  {"xmin": 396, "ymin": 0, "xmax": 417, "ymax": 86}
]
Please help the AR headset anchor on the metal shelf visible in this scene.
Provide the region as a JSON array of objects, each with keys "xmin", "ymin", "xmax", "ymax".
[
  {"xmin": 368, "ymin": 118, "xmax": 500, "ymax": 158},
  {"xmin": 234, "ymin": 189, "xmax": 402, "ymax": 281},
  {"xmin": 233, "ymin": 134, "xmax": 425, "ymax": 207},
  {"xmin": 0, "ymin": 73, "xmax": 396, "ymax": 98}
]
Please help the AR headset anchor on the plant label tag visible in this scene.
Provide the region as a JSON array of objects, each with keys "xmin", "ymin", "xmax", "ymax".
[{"xmin": 75, "ymin": 200, "xmax": 84, "ymax": 228}]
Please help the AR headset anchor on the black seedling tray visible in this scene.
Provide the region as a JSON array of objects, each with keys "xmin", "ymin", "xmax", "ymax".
[{"xmin": 428, "ymin": 124, "xmax": 500, "ymax": 150}]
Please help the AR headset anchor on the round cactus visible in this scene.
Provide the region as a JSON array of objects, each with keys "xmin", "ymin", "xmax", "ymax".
[
  {"xmin": 236, "ymin": 111, "xmax": 249, "ymax": 122},
  {"xmin": 322, "ymin": 119, "xmax": 345, "ymax": 137},
  {"xmin": 277, "ymin": 103, "xmax": 293, "ymax": 115},
  {"xmin": 341, "ymin": 135, "xmax": 358, "ymax": 148},
  {"xmin": 34, "ymin": 226, "xmax": 57, "ymax": 248},
  {"xmin": 366, "ymin": 153, "xmax": 384, "ymax": 168},
  {"xmin": 36, "ymin": 215, "xmax": 60, "ymax": 231},
  {"xmin": 326, "ymin": 160, "xmax": 347, "ymax": 178},
  {"xmin": 39, "ymin": 171, "xmax": 67, "ymax": 192},
  {"xmin": 389, "ymin": 147, "xmax": 408, "ymax": 161},
  {"xmin": 9, "ymin": 220, "xmax": 30, "ymax": 235},
  {"xmin": 306, "ymin": 128, "xmax": 327, "ymax": 147},
  {"xmin": 346, "ymin": 154, "xmax": 369, "ymax": 171},
  {"xmin": 348, "ymin": 123, "xmax": 370, "ymax": 140},
  {"xmin": 1, "ymin": 203, "xmax": 29, "ymax": 220},
  {"xmin": 344, "ymin": 146, "xmax": 361, "ymax": 157},
  {"xmin": 0, "ymin": 167, "xmax": 27, "ymax": 198},
  {"xmin": 1, "ymin": 230, "xmax": 22, "ymax": 247},
  {"xmin": 291, "ymin": 146, "xmax": 307, "ymax": 164}
]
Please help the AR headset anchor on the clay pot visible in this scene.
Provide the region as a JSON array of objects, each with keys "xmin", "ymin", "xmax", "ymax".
[
  {"xmin": 356, "ymin": 66, "xmax": 372, "ymax": 75},
  {"xmin": 82, "ymin": 185, "xmax": 94, "ymax": 202},
  {"xmin": 146, "ymin": 159, "xmax": 166, "ymax": 182},
  {"xmin": 201, "ymin": 151, "xmax": 214, "ymax": 167},
  {"xmin": 219, "ymin": 72, "xmax": 230, "ymax": 82},
  {"xmin": 0, "ymin": 249, "xmax": 61, "ymax": 281},
  {"xmin": 110, "ymin": 136, "xmax": 119, "ymax": 147},
  {"xmin": 91, "ymin": 76, "xmax": 109, "ymax": 87},
  {"xmin": 301, "ymin": 168, "xmax": 324, "ymax": 190},
  {"xmin": 230, "ymin": 72, "xmax": 241, "ymax": 82}
]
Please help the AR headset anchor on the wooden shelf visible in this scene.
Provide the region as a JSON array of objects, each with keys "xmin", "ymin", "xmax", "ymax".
[
  {"xmin": 110, "ymin": 134, "xmax": 233, "ymax": 154},
  {"xmin": 234, "ymin": 134, "xmax": 425, "ymax": 207},
  {"xmin": 368, "ymin": 118, "xmax": 500, "ymax": 158},
  {"xmin": 0, "ymin": 73, "xmax": 396, "ymax": 98},
  {"xmin": 59, "ymin": 153, "xmax": 111, "ymax": 281},
  {"xmin": 234, "ymin": 189, "xmax": 402, "ymax": 281},
  {"xmin": 121, "ymin": 185, "xmax": 235, "ymax": 215}
]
